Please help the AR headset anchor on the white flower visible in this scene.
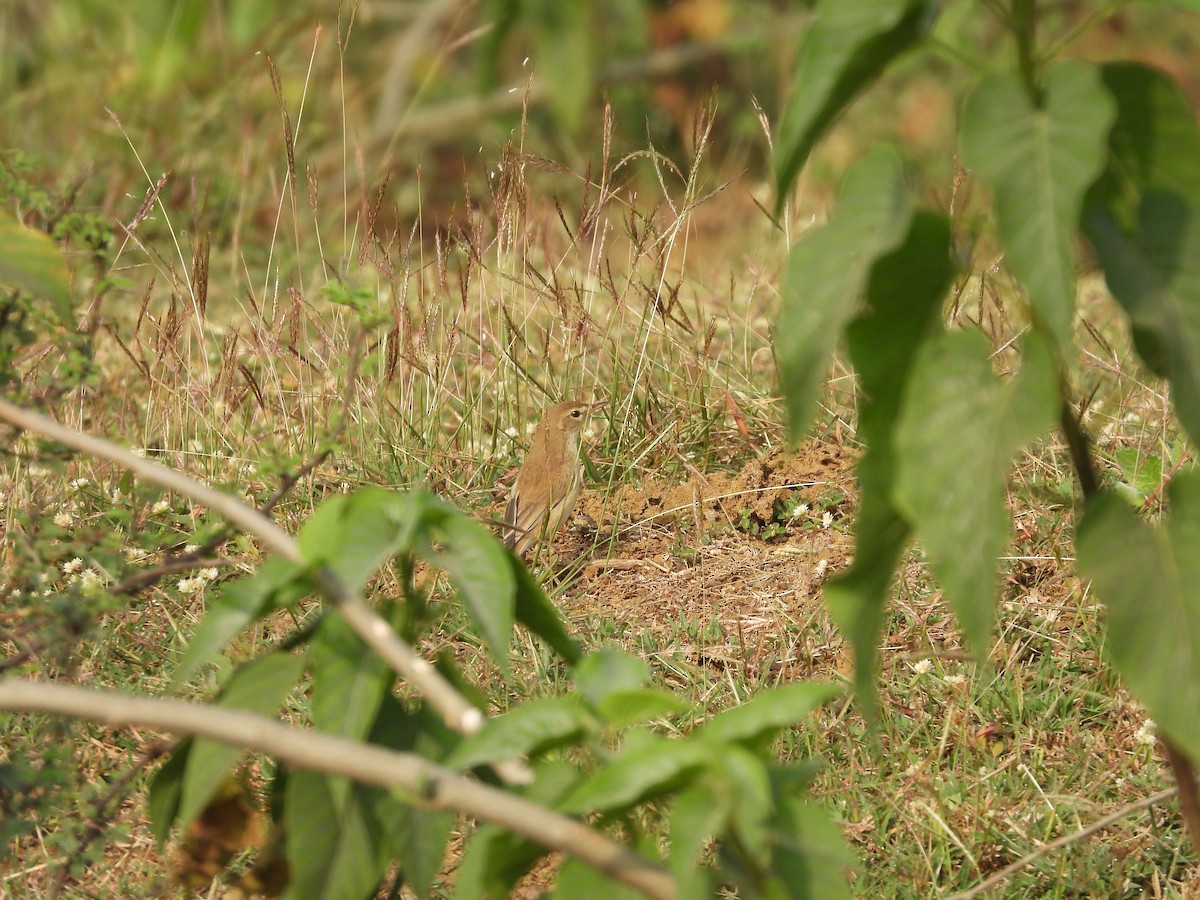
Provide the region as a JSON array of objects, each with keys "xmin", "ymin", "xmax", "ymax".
[
  {"xmin": 124, "ymin": 547, "xmax": 151, "ymax": 562},
  {"xmin": 151, "ymin": 499, "xmax": 171, "ymax": 514},
  {"xmin": 69, "ymin": 478, "xmax": 90, "ymax": 490},
  {"xmin": 61, "ymin": 558, "xmax": 84, "ymax": 575},
  {"xmin": 79, "ymin": 568, "xmax": 104, "ymax": 591},
  {"xmin": 199, "ymin": 568, "xmax": 219, "ymax": 582},
  {"xmin": 1133, "ymin": 720, "xmax": 1157, "ymax": 747},
  {"xmin": 53, "ymin": 511, "xmax": 74, "ymax": 528},
  {"xmin": 110, "ymin": 488, "xmax": 124, "ymax": 503},
  {"xmin": 177, "ymin": 577, "xmax": 203, "ymax": 595},
  {"xmin": 183, "ymin": 544, "xmax": 201, "ymax": 554},
  {"xmin": 504, "ymin": 426, "xmax": 519, "ymax": 439},
  {"xmin": 912, "ymin": 659, "xmax": 934, "ymax": 675},
  {"xmin": 943, "ymin": 674, "xmax": 966, "ymax": 687},
  {"xmin": 788, "ymin": 502, "xmax": 809, "ymax": 519},
  {"xmin": 821, "ymin": 510, "xmax": 834, "ymax": 529}
]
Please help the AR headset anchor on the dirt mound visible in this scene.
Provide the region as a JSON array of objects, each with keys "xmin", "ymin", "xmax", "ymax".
[{"xmin": 556, "ymin": 441, "xmax": 859, "ymax": 679}]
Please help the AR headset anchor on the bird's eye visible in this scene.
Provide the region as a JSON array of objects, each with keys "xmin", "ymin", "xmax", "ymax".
[{"xmin": 571, "ymin": 410, "xmax": 582, "ymax": 418}]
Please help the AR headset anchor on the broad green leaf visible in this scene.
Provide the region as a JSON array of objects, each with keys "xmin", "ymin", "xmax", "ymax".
[
  {"xmin": 1078, "ymin": 480, "xmax": 1200, "ymax": 758},
  {"xmin": 700, "ymin": 682, "xmax": 842, "ymax": 748},
  {"xmin": 722, "ymin": 745, "xmax": 774, "ymax": 868},
  {"xmin": 559, "ymin": 738, "xmax": 711, "ymax": 815},
  {"xmin": 171, "ymin": 556, "xmax": 308, "ymax": 689},
  {"xmin": 359, "ymin": 697, "xmax": 458, "ymax": 900},
  {"xmin": 0, "ymin": 210, "xmax": 73, "ymax": 322},
  {"xmin": 777, "ymin": 146, "xmax": 914, "ymax": 439},
  {"xmin": 1084, "ymin": 63, "xmax": 1200, "ymax": 447},
  {"xmin": 960, "ymin": 61, "xmax": 1116, "ymax": 350},
  {"xmin": 427, "ymin": 509, "xmax": 515, "ymax": 674},
  {"xmin": 768, "ymin": 798, "xmax": 856, "ymax": 900},
  {"xmin": 383, "ymin": 802, "xmax": 454, "ymax": 898},
  {"xmin": 774, "ymin": 0, "xmax": 936, "ymax": 202},
  {"xmin": 455, "ymin": 824, "xmax": 546, "ymax": 900},
  {"xmin": 298, "ymin": 488, "xmax": 417, "ymax": 591},
  {"xmin": 554, "ymin": 857, "xmax": 644, "ymax": 899},
  {"xmin": 575, "ymin": 647, "xmax": 649, "ymax": 709},
  {"xmin": 894, "ymin": 331, "xmax": 1058, "ymax": 653},
  {"xmin": 147, "ymin": 741, "xmax": 190, "ymax": 850},
  {"xmin": 285, "ymin": 771, "xmax": 388, "ymax": 900},
  {"xmin": 445, "ymin": 696, "xmax": 591, "ymax": 770},
  {"xmin": 177, "ymin": 651, "xmax": 306, "ymax": 831},
  {"xmin": 598, "ymin": 688, "xmax": 692, "ymax": 729},
  {"xmin": 670, "ymin": 785, "xmax": 728, "ymax": 897},
  {"xmin": 511, "ymin": 554, "xmax": 582, "ymax": 664},
  {"xmin": 310, "ymin": 612, "xmax": 391, "ymax": 742},
  {"xmin": 827, "ymin": 211, "xmax": 955, "ymax": 718}
]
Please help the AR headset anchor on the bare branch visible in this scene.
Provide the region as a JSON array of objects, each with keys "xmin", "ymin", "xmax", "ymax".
[
  {"xmin": 0, "ymin": 680, "xmax": 675, "ymax": 900},
  {"xmin": 0, "ymin": 399, "xmax": 505, "ymax": 759}
]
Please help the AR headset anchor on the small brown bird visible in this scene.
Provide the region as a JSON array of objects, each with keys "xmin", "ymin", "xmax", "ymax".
[{"xmin": 503, "ymin": 400, "xmax": 601, "ymax": 557}]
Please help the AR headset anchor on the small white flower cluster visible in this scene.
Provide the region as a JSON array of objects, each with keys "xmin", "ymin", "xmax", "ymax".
[
  {"xmin": 1133, "ymin": 719, "xmax": 1156, "ymax": 747},
  {"xmin": 60, "ymin": 557, "xmax": 106, "ymax": 591},
  {"xmin": 911, "ymin": 658, "xmax": 934, "ymax": 675},
  {"xmin": 151, "ymin": 498, "xmax": 172, "ymax": 515},
  {"xmin": 177, "ymin": 567, "xmax": 220, "ymax": 596},
  {"xmin": 69, "ymin": 478, "xmax": 90, "ymax": 490}
]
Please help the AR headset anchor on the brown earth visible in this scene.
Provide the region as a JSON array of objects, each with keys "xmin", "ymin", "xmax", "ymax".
[{"xmin": 548, "ymin": 440, "xmax": 859, "ymax": 679}]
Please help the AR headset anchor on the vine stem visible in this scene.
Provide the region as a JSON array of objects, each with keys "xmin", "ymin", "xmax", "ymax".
[{"xmin": 0, "ymin": 681, "xmax": 675, "ymax": 900}]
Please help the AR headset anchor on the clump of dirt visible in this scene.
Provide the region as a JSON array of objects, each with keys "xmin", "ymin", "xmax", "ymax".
[{"xmin": 553, "ymin": 441, "xmax": 859, "ymax": 680}]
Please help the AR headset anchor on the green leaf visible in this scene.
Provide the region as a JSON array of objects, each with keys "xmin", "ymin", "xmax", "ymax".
[
  {"xmin": 554, "ymin": 856, "xmax": 644, "ymax": 899},
  {"xmin": 147, "ymin": 740, "xmax": 191, "ymax": 850},
  {"xmin": 722, "ymin": 745, "xmax": 774, "ymax": 868},
  {"xmin": 597, "ymin": 688, "xmax": 692, "ymax": 729},
  {"xmin": 428, "ymin": 508, "xmax": 516, "ymax": 675},
  {"xmin": 894, "ymin": 331, "xmax": 1058, "ymax": 653},
  {"xmin": 670, "ymin": 785, "xmax": 728, "ymax": 897},
  {"xmin": 456, "ymin": 823, "xmax": 544, "ymax": 900},
  {"xmin": 177, "ymin": 651, "xmax": 306, "ymax": 831},
  {"xmin": 559, "ymin": 738, "xmax": 711, "ymax": 815},
  {"xmin": 298, "ymin": 488, "xmax": 417, "ymax": 591},
  {"xmin": 375, "ymin": 800, "xmax": 454, "ymax": 899},
  {"xmin": 445, "ymin": 696, "xmax": 591, "ymax": 770},
  {"xmin": 768, "ymin": 797, "xmax": 855, "ymax": 900},
  {"xmin": 0, "ymin": 210, "xmax": 73, "ymax": 322},
  {"xmin": 171, "ymin": 556, "xmax": 308, "ymax": 689},
  {"xmin": 285, "ymin": 771, "xmax": 388, "ymax": 900},
  {"xmin": 310, "ymin": 612, "xmax": 391, "ymax": 742},
  {"xmin": 827, "ymin": 211, "xmax": 955, "ymax": 721},
  {"xmin": 700, "ymin": 682, "xmax": 842, "ymax": 748},
  {"xmin": 575, "ymin": 647, "xmax": 649, "ymax": 709},
  {"xmin": 511, "ymin": 553, "xmax": 582, "ymax": 664},
  {"xmin": 777, "ymin": 146, "xmax": 915, "ymax": 439},
  {"xmin": 1078, "ymin": 479, "xmax": 1200, "ymax": 759},
  {"xmin": 960, "ymin": 60, "xmax": 1116, "ymax": 350},
  {"xmin": 1084, "ymin": 63, "xmax": 1200, "ymax": 447},
  {"xmin": 774, "ymin": 0, "xmax": 936, "ymax": 202}
]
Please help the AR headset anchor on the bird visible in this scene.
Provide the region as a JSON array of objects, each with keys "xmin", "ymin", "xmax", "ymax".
[{"xmin": 503, "ymin": 399, "xmax": 601, "ymax": 558}]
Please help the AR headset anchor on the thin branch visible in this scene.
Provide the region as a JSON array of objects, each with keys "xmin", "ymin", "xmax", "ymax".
[
  {"xmin": 947, "ymin": 786, "xmax": 1178, "ymax": 899},
  {"xmin": 0, "ymin": 681, "xmax": 675, "ymax": 900},
  {"xmin": 1059, "ymin": 397, "xmax": 1100, "ymax": 500},
  {"xmin": 0, "ymin": 399, "xmax": 494, "ymax": 749}
]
